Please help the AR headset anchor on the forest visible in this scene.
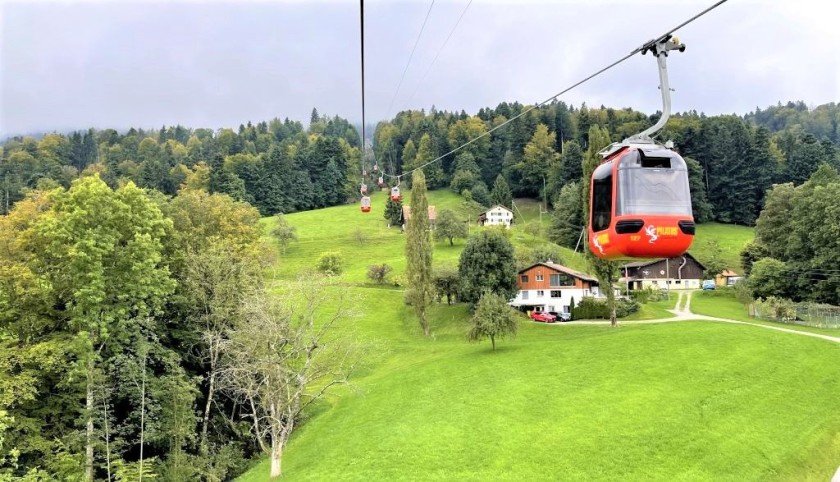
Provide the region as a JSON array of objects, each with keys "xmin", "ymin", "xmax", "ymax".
[{"xmin": 1, "ymin": 100, "xmax": 839, "ymax": 479}]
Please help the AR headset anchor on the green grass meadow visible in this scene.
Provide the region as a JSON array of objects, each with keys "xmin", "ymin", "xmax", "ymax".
[{"xmin": 240, "ymin": 191, "xmax": 839, "ymax": 480}]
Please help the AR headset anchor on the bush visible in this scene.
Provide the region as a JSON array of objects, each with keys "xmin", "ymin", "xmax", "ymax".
[
  {"xmin": 630, "ymin": 287, "xmax": 667, "ymax": 303},
  {"xmin": 367, "ymin": 263, "xmax": 392, "ymax": 284},
  {"xmin": 572, "ymin": 297, "xmax": 639, "ymax": 320},
  {"xmin": 755, "ymin": 296, "xmax": 796, "ymax": 321},
  {"xmin": 316, "ymin": 251, "xmax": 343, "ymax": 276}
]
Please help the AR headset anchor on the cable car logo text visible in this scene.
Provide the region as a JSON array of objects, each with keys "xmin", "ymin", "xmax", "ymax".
[{"xmin": 645, "ymin": 225, "xmax": 678, "ymax": 244}]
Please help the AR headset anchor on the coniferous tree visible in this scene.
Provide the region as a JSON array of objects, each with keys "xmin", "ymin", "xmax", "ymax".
[
  {"xmin": 490, "ymin": 175, "xmax": 513, "ymax": 208},
  {"xmin": 405, "ymin": 169, "xmax": 434, "ymax": 336}
]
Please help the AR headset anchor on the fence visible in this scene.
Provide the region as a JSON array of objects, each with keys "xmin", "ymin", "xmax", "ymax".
[{"xmin": 750, "ymin": 300, "xmax": 840, "ymax": 329}]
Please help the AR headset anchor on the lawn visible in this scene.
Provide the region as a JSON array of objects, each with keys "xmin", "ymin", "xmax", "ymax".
[
  {"xmin": 239, "ymin": 288, "xmax": 840, "ymax": 481},
  {"xmin": 240, "ymin": 193, "xmax": 838, "ymax": 481}
]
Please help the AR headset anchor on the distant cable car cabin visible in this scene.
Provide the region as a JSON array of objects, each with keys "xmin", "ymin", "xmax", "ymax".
[
  {"xmin": 360, "ymin": 183, "xmax": 368, "ymax": 195},
  {"xmin": 390, "ymin": 186, "xmax": 401, "ymax": 202},
  {"xmin": 360, "ymin": 195, "xmax": 371, "ymax": 212},
  {"xmin": 373, "ymin": 163, "xmax": 379, "ymax": 172},
  {"xmin": 377, "ymin": 176, "xmax": 385, "ymax": 187},
  {"xmin": 588, "ymin": 35, "xmax": 695, "ymax": 260}
]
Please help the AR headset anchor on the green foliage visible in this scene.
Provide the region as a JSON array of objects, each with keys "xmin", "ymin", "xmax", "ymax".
[
  {"xmin": 754, "ymin": 296, "xmax": 797, "ymax": 321},
  {"xmin": 549, "ymin": 181, "xmax": 583, "ymax": 249},
  {"xmin": 316, "ymin": 251, "xmax": 344, "ymax": 276},
  {"xmin": 516, "ymin": 124, "xmax": 559, "ymax": 197},
  {"xmin": 405, "ymin": 170, "xmax": 434, "ymax": 336},
  {"xmin": 383, "ymin": 197, "xmax": 403, "ymax": 226},
  {"xmin": 470, "ymin": 182, "xmax": 492, "ymax": 207},
  {"xmin": 271, "ymin": 213, "xmax": 298, "ymax": 254},
  {"xmin": 434, "ymin": 209, "xmax": 468, "ymax": 246},
  {"xmin": 740, "ymin": 240, "xmax": 769, "ymax": 277},
  {"xmin": 490, "ymin": 175, "xmax": 512, "ymax": 208},
  {"xmin": 433, "ymin": 267, "xmax": 460, "ymax": 305},
  {"xmin": 573, "ymin": 297, "xmax": 639, "ymax": 320},
  {"xmin": 458, "ymin": 230, "xmax": 517, "ymax": 305},
  {"xmin": 467, "ymin": 292, "xmax": 519, "ymax": 351},
  {"xmin": 748, "ymin": 258, "xmax": 790, "ymax": 300},
  {"xmin": 515, "ymin": 244, "xmax": 564, "ymax": 271}
]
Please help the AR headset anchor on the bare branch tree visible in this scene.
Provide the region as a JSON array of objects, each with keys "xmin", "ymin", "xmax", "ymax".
[{"xmin": 218, "ymin": 278, "xmax": 358, "ymax": 479}]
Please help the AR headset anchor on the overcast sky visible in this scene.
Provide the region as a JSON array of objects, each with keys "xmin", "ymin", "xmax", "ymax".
[{"xmin": 1, "ymin": 0, "xmax": 838, "ymax": 137}]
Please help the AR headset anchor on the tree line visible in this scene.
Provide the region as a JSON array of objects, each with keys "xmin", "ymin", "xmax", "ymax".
[
  {"xmin": 0, "ymin": 176, "xmax": 354, "ymax": 480},
  {"xmin": 0, "ymin": 109, "xmax": 364, "ymax": 217},
  {"xmin": 373, "ymin": 101, "xmax": 839, "ymax": 231}
]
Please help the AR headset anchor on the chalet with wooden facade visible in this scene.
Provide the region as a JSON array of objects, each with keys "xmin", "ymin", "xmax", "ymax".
[
  {"xmin": 715, "ymin": 269, "xmax": 743, "ymax": 287},
  {"xmin": 478, "ymin": 205, "xmax": 513, "ymax": 228},
  {"xmin": 509, "ymin": 262, "xmax": 602, "ymax": 315},
  {"xmin": 621, "ymin": 253, "xmax": 706, "ymax": 290}
]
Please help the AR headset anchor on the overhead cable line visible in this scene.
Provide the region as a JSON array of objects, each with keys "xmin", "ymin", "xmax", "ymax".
[
  {"xmin": 402, "ymin": 0, "xmax": 474, "ymax": 110},
  {"xmin": 384, "ymin": 0, "xmax": 436, "ymax": 120},
  {"xmin": 359, "ymin": 0, "xmax": 368, "ymax": 172},
  {"xmin": 385, "ymin": 0, "xmax": 729, "ymax": 180}
]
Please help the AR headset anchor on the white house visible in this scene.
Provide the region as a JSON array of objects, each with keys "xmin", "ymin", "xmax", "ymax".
[
  {"xmin": 509, "ymin": 262, "xmax": 604, "ymax": 316},
  {"xmin": 478, "ymin": 205, "xmax": 513, "ymax": 228}
]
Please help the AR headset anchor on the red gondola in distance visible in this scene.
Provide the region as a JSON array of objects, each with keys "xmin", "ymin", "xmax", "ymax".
[
  {"xmin": 360, "ymin": 195, "xmax": 371, "ymax": 212},
  {"xmin": 588, "ymin": 145, "xmax": 694, "ymax": 260}
]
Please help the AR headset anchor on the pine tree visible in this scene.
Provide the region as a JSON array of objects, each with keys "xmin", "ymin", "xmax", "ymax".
[
  {"xmin": 490, "ymin": 175, "xmax": 512, "ymax": 208},
  {"xmin": 405, "ymin": 169, "xmax": 434, "ymax": 336}
]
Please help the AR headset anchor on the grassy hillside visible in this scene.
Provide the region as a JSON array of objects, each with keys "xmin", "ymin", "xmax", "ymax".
[
  {"xmin": 691, "ymin": 222, "xmax": 755, "ymax": 273},
  {"xmin": 240, "ymin": 192, "xmax": 838, "ymax": 481}
]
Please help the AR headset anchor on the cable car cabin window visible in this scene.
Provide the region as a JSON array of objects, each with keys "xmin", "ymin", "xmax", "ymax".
[
  {"xmin": 615, "ymin": 150, "xmax": 692, "ymax": 217},
  {"xmin": 591, "ymin": 162, "xmax": 613, "ymax": 232}
]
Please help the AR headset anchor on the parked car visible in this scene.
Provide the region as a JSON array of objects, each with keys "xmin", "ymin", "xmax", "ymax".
[
  {"xmin": 530, "ymin": 311, "xmax": 557, "ymax": 323},
  {"xmin": 702, "ymin": 280, "xmax": 716, "ymax": 290},
  {"xmin": 548, "ymin": 311, "xmax": 572, "ymax": 322}
]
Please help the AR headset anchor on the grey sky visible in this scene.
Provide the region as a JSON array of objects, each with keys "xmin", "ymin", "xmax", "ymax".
[{"xmin": 1, "ymin": 0, "xmax": 838, "ymax": 137}]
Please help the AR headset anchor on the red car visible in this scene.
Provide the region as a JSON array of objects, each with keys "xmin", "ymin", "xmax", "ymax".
[{"xmin": 530, "ymin": 311, "xmax": 557, "ymax": 323}]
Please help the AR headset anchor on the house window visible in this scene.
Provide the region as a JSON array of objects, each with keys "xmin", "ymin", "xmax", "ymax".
[
  {"xmin": 549, "ymin": 273, "xmax": 574, "ymax": 287},
  {"xmin": 536, "ymin": 274, "xmax": 544, "ymax": 282},
  {"xmin": 536, "ymin": 290, "xmax": 545, "ymax": 297},
  {"xmin": 675, "ymin": 280, "xmax": 681, "ymax": 284},
  {"xmin": 522, "ymin": 291, "xmax": 529, "ymax": 300},
  {"xmin": 652, "ymin": 280, "xmax": 658, "ymax": 285},
  {"xmin": 551, "ymin": 290, "xmax": 562, "ymax": 298},
  {"xmin": 521, "ymin": 275, "xmax": 529, "ymax": 283}
]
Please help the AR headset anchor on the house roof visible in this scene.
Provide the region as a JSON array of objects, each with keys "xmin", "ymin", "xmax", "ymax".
[
  {"xmin": 621, "ymin": 252, "xmax": 705, "ymax": 271},
  {"xmin": 720, "ymin": 269, "xmax": 739, "ymax": 277},
  {"xmin": 480, "ymin": 204, "xmax": 512, "ymax": 215},
  {"xmin": 519, "ymin": 261, "xmax": 599, "ymax": 283},
  {"xmin": 402, "ymin": 205, "xmax": 436, "ymax": 221}
]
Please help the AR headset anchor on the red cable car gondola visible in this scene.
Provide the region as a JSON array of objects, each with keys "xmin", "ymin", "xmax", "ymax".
[
  {"xmin": 377, "ymin": 176, "xmax": 385, "ymax": 187},
  {"xmin": 588, "ymin": 34, "xmax": 694, "ymax": 260},
  {"xmin": 360, "ymin": 195, "xmax": 371, "ymax": 212},
  {"xmin": 588, "ymin": 145, "xmax": 694, "ymax": 260},
  {"xmin": 360, "ymin": 183, "xmax": 368, "ymax": 195},
  {"xmin": 390, "ymin": 186, "xmax": 401, "ymax": 202}
]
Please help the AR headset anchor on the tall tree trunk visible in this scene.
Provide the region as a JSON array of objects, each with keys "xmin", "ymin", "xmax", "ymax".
[
  {"xmin": 104, "ymin": 400, "xmax": 112, "ymax": 482},
  {"xmin": 608, "ymin": 286, "xmax": 618, "ymax": 328},
  {"xmin": 269, "ymin": 439, "xmax": 283, "ymax": 479},
  {"xmin": 139, "ymin": 353, "xmax": 146, "ymax": 482},
  {"xmin": 200, "ymin": 350, "xmax": 217, "ymax": 454},
  {"xmin": 85, "ymin": 363, "xmax": 94, "ymax": 482},
  {"xmin": 491, "ymin": 334, "xmax": 496, "ymax": 351}
]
